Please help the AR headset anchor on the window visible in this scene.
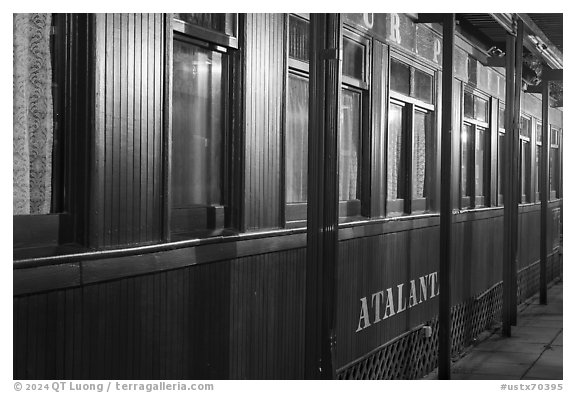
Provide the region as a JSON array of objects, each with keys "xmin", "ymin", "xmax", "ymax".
[
  {"xmin": 550, "ymin": 128, "xmax": 560, "ymax": 199},
  {"xmin": 286, "ymin": 73, "xmax": 309, "ymax": 205},
  {"xmin": 13, "ymin": 14, "xmax": 90, "ymax": 255},
  {"xmin": 461, "ymin": 91, "xmax": 490, "ymax": 209},
  {"xmin": 339, "ymin": 30, "xmax": 369, "ymax": 218},
  {"xmin": 535, "ymin": 122, "xmax": 542, "ymax": 202},
  {"xmin": 170, "ymin": 14, "xmax": 238, "ymax": 236},
  {"xmin": 285, "ymin": 14, "xmax": 310, "ymax": 223},
  {"xmin": 284, "ymin": 19, "xmax": 369, "ymax": 223},
  {"xmin": 340, "ymin": 87, "xmax": 362, "ymax": 204},
  {"xmin": 519, "ymin": 116, "xmax": 531, "ymax": 203},
  {"xmin": 497, "ymin": 105, "xmax": 505, "ymax": 205},
  {"xmin": 173, "ymin": 13, "xmax": 238, "ymax": 48},
  {"xmin": 14, "ymin": 14, "xmax": 61, "ymax": 216},
  {"xmin": 387, "ymin": 57, "xmax": 435, "ymax": 215}
]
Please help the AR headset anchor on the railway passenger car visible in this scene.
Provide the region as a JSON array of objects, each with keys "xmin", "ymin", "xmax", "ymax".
[{"xmin": 13, "ymin": 13, "xmax": 563, "ymax": 379}]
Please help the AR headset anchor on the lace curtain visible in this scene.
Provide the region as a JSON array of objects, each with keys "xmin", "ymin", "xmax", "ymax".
[{"xmin": 13, "ymin": 13, "xmax": 54, "ymax": 215}]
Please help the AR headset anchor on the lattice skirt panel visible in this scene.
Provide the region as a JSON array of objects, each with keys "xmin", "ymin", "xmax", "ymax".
[{"xmin": 337, "ymin": 256, "xmax": 562, "ymax": 380}]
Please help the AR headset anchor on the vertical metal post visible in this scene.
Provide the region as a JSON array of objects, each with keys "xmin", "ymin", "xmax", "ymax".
[
  {"xmin": 502, "ymin": 31, "xmax": 516, "ymax": 338},
  {"xmin": 438, "ymin": 13, "xmax": 455, "ymax": 380},
  {"xmin": 511, "ymin": 18, "xmax": 523, "ymax": 326},
  {"xmin": 305, "ymin": 13, "xmax": 341, "ymax": 380},
  {"xmin": 540, "ymin": 81, "xmax": 550, "ymax": 304}
]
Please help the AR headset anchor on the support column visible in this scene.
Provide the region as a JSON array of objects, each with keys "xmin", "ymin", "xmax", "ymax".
[
  {"xmin": 502, "ymin": 29, "xmax": 517, "ymax": 338},
  {"xmin": 540, "ymin": 81, "xmax": 550, "ymax": 304},
  {"xmin": 438, "ymin": 13, "xmax": 455, "ymax": 380},
  {"xmin": 304, "ymin": 13, "xmax": 341, "ymax": 380},
  {"xmin": 511, "ymin": 18, "xmax": 523, "ymax": 326}
]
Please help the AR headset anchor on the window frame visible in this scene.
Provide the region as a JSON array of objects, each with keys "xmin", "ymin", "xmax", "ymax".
[
  {"xmin": 519, "ymin": 114, "xmax": 532, "ymax": 204},
  {"xmin": 386, "ymin": 53, "xmax": 436, "ymax": 217},
  {"xmin": 549, "ymin": 127, "xmax": 561, "ymax": 200},
  {"xmin": 283, "ymin": 19, "xmax": 372, "ymax": 225},
  {"xmin": 284, "ymin": 13, "xmax": 311, "ymax": 225},
  {"xmin": 173, "ymin": 13, "xmax": 238, "ymax": 49},
  {"xmin": 535, "ymin": 121, "xmax": 542, "ymax": 202},
  {"xmin": 460, "ymin": 88, "xmax": 491, "ymax": 210},
  {"xmin": 497, "ymin": 104, "xmax": 506, "ymax": 206},
  {"xmin": 168, "ymin": 14, "xmax": 238, "ymax": 238},
  {"xmin": 338, "ymin": 27, "xmax": 371, "ymax": 220},
  {"xmin": 13, "ymin": 13, "xmax": 92, "ymax": 258},
  {"xmin": 284, "ymin": 68, "xmax": 310, "ymax": 223}
]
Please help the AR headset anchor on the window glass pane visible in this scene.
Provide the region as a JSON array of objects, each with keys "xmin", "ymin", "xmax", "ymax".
[
  {"xmin": 498, "ymin": 132, "xmax": 505, "ymax": 198},
  {"xmin": 550, "ymin": 128, "xmax": 558, "ymax": 146},
  {"xmin": 413, "ymin": 69, "xmax": 433, "ymax": 103},
  {"xmin": 475, "ymin": 128, "xmax": 486, "ymax": 198},
  {"xmin": 288, "ymin": 15, "xmax": 309, "ymax": 63},
  {"xmin": 286, "ymin": 74, "xmax": 309, "ymax": 203},
  {"xmin": 499, "ymin": 106, "xmax": 505, "ymax": 130},
  {"xmin": 521, "ymin": 141, "xmax": 531, "ymax": 200},
  {"xmin": 390, "ymin": 59, "xmax": 410, "ymax": 96},
  {"xmin": 387, "ymin": 103, "xmax": 406, "ymax": 200},
  {"xmin": 550, "ymin": 148, "xmax": 559, "ymax": 193},
  {"xmin": 412, "ymin": 110, "xmax": 431, "ymax": 199},
  {"xmin": 14, "ymin": 13, "xmax": 58, "ymax": 215},
  {"xmin": 339, "ymin": 89, "xmax": 361, "ymax": 201},
  {"xmin": 342, "ymin": 36, "xmax": 364, "ymax": 81},
  {"xmin": 536, "ymin": 145, "xmax": 541, "ymax": 200},
  {"xmin": 464, "ymin": 92, "xmax": 474, "ymax": 119},
  {"xmin": 172, "ymin": 41, "xmax": 224, "ymax": 207},
  {"xmin": 461, "ymin": 124, "xmax": 473, "ymax": 201},
  {"xmin": 175, "ymin": 13, "xmax": 234, "ymax": 36},
  {"xmin": 536, "ymin": 123, "xmax": 542, "ymax": 144},
  {"xmin": 520, "ymin": 116, "xmax": 531, "ymax": 139},
  {"xmin": 467, "ymin": 56, "xmax": 477, "ymax": 85},
  {"xmin": 474, "ymin": 96, "xmax": 488, "ymax": 122}
]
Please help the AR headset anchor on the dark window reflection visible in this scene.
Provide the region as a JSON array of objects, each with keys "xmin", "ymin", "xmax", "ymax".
[
  {"xmin": 464, "ymin": 92, "xmax": 474, "ymax": 119},
  {"xmin": 343, "ymin": 36, "xmax": 365, "ymax": 81},
  {"xmin": 288, "ymin": 15, "xmax": 309, "ymax": 63},
  {"xmin": 413, "ymin": 69, "xmax": 432, "ymax": 104},
  {"xmin": 390, "ymin": 59, "xmax": 410, "ymax": 96},
  {"xmin": 521, "ymin": 141, "xmax": 531, "ymax": 201}
]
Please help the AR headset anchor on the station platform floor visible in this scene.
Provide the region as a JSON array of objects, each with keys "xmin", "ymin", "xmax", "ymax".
[{"xmin": 424, "ymin": 280, "xmax": 563, "ymax": 380}]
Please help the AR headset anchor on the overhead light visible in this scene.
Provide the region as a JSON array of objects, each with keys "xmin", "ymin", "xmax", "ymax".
[
  {"xmin": 488, "ymin": 46, "xmax": 505, "ymax": 57},
  {"xmin": 528, "ymin": 34, "xmax": 548, "ymax": 52}
]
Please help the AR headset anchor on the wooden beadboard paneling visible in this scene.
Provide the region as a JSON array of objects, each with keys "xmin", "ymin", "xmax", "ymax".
[
  {"xmin": 92, "ymin": 13, "xmax": 164, "ymax": 248},
  {"xmin": 518, "ymin": 207, "xmax": 541, "ymax": 269},
  {"xmin": 14, "ymin": 208, "xmax": 561, "ymax": 378},
  {"xmin": 229, "ymin": 248, "xmax": 307, "ymax": 379},
  {"xmin": 13, "ymin": 246, "xmax": 309, "ymax": 379},
  {"xmin": 243, "ymin": 14, "xmax": 285, "ymax": 230},
  {"xmin": 336, "ymin": 213, "xmax": 507, "ymax": 369},
  {"xmin": 14, "ymin": 261, "xmax": 231, "ymax": 379},
  {"xmin": 336, "ymin": 225, "xmax": 441, "ymax": 369}
]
